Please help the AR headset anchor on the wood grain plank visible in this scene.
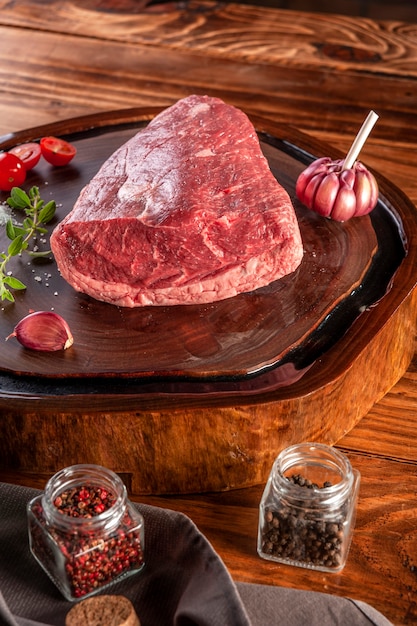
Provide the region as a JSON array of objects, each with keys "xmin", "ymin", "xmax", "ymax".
[
  {"xmin": 337, "ymin": 347, "xmax": 417, "ymax": 462},
  {"xmin": 1, "ymin": 1, "xmax": 417, "ymax": 78}
]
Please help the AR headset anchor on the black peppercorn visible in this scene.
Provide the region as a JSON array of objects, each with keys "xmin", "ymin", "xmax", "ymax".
[{"xmin": 258, "ymin": 443, "xmax": 360, "ymax": 572}]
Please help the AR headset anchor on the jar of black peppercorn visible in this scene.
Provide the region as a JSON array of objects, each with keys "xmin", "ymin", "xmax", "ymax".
[
  {"xmin": 27, "ymin": 464, "xmax": 145, "ymax": 601},
  {"xmin": 258, "ymin": 443, "xmax": 360, "ymax": 572}
]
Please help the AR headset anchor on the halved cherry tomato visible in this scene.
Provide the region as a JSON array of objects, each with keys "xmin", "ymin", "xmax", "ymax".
[
  {"xmin": 9, "ymin": 142, "xmax": 42, "ymax": 171},
  {"xmin": 40, "ymin": 136, "xmax": 76, "ymax": 166},
  {"xmin": 0, "ymin": 152, "xmax": 26, "ymax": 191}
]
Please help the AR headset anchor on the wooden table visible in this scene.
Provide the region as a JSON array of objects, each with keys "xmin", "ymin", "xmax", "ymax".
[{"xmin": 0, "ymin": 1, "xmax": 417, "ymax": 624}]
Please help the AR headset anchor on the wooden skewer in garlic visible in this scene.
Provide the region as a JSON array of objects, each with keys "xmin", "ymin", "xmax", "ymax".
[{"xmin": 342, "ymin": 110, "xmax": 379, "ymax": 171}]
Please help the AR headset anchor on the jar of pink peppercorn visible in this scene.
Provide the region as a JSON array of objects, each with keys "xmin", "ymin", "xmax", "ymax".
[{"xmin": 27, "ymin": 464, "xmax": 145, "ymax": 601}]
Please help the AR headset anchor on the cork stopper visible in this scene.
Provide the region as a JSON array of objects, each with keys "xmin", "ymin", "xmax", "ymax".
[{"xmin": 65, "ymin": 595, "xmax": 141, "ymax": 626}]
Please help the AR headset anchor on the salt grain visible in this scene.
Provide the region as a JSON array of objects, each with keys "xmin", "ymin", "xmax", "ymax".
[{"xmin": 0, "ymin": 204, "xmax": 12, "ymax": 226}]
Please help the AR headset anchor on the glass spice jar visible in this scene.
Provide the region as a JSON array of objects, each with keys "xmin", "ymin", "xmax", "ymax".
[
  {"xmin": 257, "ymin": 442, "xmax": 360, "ymax": 573},
  {"xmin": 27, "ymin": 464, "xmax": 145, "ymax": 601}
]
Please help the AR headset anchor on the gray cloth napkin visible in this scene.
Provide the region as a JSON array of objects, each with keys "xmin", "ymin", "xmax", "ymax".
[{"xmin": 0, "ymin": 482, "xmax": 393, "ymax": 626}]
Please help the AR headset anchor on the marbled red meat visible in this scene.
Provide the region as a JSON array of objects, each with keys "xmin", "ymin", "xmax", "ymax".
[{"xmin": 50, "ymin": 95, "xmax": 303, "ymax": 307}]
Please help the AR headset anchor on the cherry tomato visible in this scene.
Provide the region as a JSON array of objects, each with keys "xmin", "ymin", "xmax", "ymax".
[
  {"xmin": 40, "ymin": 136, "xmax": 77, "ymax": 166},
  {"xmin": 9, "ymin": 142, "xmax": 42, "ymax": 171},
  {"xmin": 0, "ymin": 152, "xmax": 26, "ymax": 191}
]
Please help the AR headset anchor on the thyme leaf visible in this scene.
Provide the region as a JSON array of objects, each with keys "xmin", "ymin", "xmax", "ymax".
[{"xmin": 1, "ymin": 186, "xmax": 56, "ymax": 302}]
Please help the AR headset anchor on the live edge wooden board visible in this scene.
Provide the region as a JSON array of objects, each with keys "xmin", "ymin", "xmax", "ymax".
[{"xmin": 0, "ymin": 108, "xmax": 416, "ymax": 494}]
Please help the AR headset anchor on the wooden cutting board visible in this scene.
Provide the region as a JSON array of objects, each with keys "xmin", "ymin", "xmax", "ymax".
[{"xmin": 0, "ymin": 108, "xmax": 415, "ymax": 493}]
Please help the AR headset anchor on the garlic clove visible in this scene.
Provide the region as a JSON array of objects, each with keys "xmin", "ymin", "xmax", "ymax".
[
  {"xmin": 300, "ymin": 174, "xmax": 324, "ymax": 212},
  {"xmin": 313, "ymin": 172, "xmax": 340, "ymax": 218},
  {"xmin": 353, "ymin": 166, "xmax": 379, "ymax": 217},
  {"xmin": 331, "ymin": 185, "xmax": 357, "ymax": 222},
  {"xmin": 295, "ymin": 157, "xmax": 331, "ymax": 204},
  {"xmin": 6, "ymin": 311, "xmax": 74, "ymax": 351}
]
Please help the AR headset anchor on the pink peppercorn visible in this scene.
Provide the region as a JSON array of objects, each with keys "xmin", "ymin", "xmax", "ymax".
[{"xmin": 27, "ymin": 464, "xmax": 145, "ymax": 602}]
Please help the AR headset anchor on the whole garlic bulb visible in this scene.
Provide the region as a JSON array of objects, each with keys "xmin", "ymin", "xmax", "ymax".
[{"xmin": 295, "ymin": 157, "xmax": 379, "ymax": 222}]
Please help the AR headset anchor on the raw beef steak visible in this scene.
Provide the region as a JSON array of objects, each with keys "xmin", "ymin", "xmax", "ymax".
[{"xmin": 50, "ymin": 95, "xmax": 303, "ymax": 307}]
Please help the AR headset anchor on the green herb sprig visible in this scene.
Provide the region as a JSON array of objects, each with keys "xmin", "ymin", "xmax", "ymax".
[{"xmin": 0, "ymin": 186, "xmax": 56, "ymax": 302}]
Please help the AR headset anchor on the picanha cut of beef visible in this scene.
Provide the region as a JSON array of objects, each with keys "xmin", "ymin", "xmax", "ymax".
[{"xmin": 50, "ymin": 95, "xmax": 303, "ymax": 307}]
